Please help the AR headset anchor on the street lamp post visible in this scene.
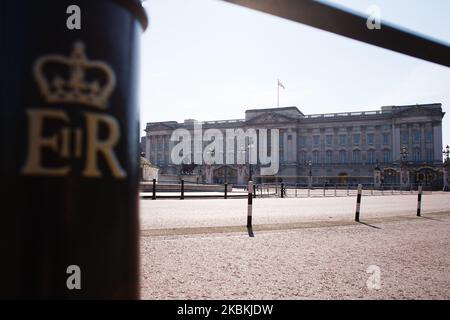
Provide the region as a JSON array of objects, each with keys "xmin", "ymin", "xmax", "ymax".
[
  {"xmin": 400, "ymin": 146, "xmax": 409, "ymax": 165},
  {"xmin": 400, "ymin": 146, "xmax": 409, "ymax": 187}
]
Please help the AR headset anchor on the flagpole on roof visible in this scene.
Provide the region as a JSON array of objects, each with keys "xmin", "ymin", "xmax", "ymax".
[
  {"xmin": 277, "ymin": 79, "xmax": 279, "ymax": 107},
  {"xmin": 277, "ymin": 79, "xmax": 285, "ymax": 107}
]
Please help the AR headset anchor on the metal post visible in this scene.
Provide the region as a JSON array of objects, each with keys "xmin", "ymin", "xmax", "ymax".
[
  {"xmin": 152, "ymin": 178, "xmax": 156, "ymax": 200},
  {"xmin": 253, "ymin": 184, "xmax": 256, "ymax": 199},
  {"xmin": 281, "ymin": 183, "xmax": 284, "ymax": 198},
  {"xmin": 355, "ymin": 184, "xmax": 362, "ymax": 222},
  {"xmin": 247, "ymin": 180, "xmax": 253, "ymax": 228},
  {"xmin": 224, "ymin": 183, "xmax": 228, "ymax": 199},
  {"xmin": 417, "ymin": 185, "xmax": 423, "ymax": 216},
  {"xmin": 180, "ymin": 179, "xmax": 184, "ymax": 200}
]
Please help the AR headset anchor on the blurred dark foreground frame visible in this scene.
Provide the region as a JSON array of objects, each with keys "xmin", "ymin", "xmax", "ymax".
[
  {"xmin": 0, "ymin": 0, "xmax": 147, "ymax": 299},
  {"xmin": 1, "ymin": 0, "xmax": 449, "ymax": 301}
]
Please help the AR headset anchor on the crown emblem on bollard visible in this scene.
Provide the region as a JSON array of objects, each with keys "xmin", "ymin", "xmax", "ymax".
[{"xmin": 33, "ymin": 41, "xmax": 116, "ymax": 109}]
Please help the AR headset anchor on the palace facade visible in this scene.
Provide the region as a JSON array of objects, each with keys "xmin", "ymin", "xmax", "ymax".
[{"xmin": 143, "ymin": 103, "xmax": 446, "ymax": 189}]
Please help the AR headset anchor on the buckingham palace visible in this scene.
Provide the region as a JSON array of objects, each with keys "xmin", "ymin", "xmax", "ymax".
[{"xmin": 142, "ymin": 103, "xmax": 449, "ymax": 190}]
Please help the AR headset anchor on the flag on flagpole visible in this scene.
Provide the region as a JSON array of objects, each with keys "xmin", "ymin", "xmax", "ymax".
[{"xmin": 278, "ymin": 79, "xmax": 285, "ymax": 90}]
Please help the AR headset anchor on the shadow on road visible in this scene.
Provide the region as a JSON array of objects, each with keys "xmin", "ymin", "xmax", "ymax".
[
  {"xmin": 419, "ymin": 216, "xmax": 443, "ymax": 222},
  {"xmin": 357, "ymin": 221, "xmax": 382, "ymax": 229}
]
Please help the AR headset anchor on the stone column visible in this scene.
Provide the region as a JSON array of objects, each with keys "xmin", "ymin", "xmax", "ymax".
[
  {"xmin": 408, "ymin": 126, "xmax": 413, "ymax": 161},
  {"xmin": 392, "ymin": 124, "xmax": 400, "ymax": 162},
  {"xmin": 292, "ymin": 129, "xmax": 298, "ymax": 163},
  {"xmin": 433, "ymin": 123, "xmax": 443, "ymax": 163}
]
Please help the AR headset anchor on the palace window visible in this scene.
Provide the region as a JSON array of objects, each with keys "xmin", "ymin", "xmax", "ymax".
[
  {"xmin": 326, "ymin": 150, "xmax": 333, "ymax": 163},
  {"xmin": 326, "ymin": 135, "xmax": 333, "ymax": 145},
  {"xmin": 367, "ymin": 149, "xmax": 375, "ymax": 164},
  {"xmin": 383, "ymin": 149, "xmax": 391, "ymax": 163},
  {"xmin": 413, "ymin": 130, "xmax": 421, "ymax": 143},
  {"xmin": 425, "ymin": 131, "xmax": 433, "ymax": 142},
  {"xmin": 367, "ymin": 133, "xmax": 374, "ymax": 145},
  {"xmin": 313, "ymin": 150, "xmax": 320, "ymax": 164},
  {"xmin": 426, "ymin": 149, "xmax": 433, "ymax": 162},
  {"xmin": 352, "ymin": 150, "xmax": 361, "ymax": 163},
  {"xmin": 339, "ymin": 134, "xmax": 347, "ymax": 145},
  {"xmin": 339, "ymin": 150, "xmax": 347, "ymax": 163},
  {"xmin": 313, "ymin": 135, "xmax": 320, "ymax": 146},
  {"xmin": 299, "ymin": 136, "xmax": 306, "ymax": 146},
  {"xmin": 383, "ymin": 133, "xmax": 389, "ymax": 145},
  {"xmin": 414, "ymin": 148, "xmax": 421, "ymax": 162},
  {"xmin": 299, "ymin": 151, "xmax": 307, "ymax": 164},
  {"xmin": 401, "ymin": 131, "xmax": 409, "ymax": 144},
  {"xmin": 353, "ymin": 134, "xmax": 360, "ymax": 145}
]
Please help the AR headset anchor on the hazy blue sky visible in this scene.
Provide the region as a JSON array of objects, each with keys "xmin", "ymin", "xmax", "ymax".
[{"xmin": 139, "ymin": 0, "xmax": 450, "ymax": 149}]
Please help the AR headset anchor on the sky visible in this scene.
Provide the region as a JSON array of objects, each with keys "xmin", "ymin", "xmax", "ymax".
[{"xmin": 139, "ymin": 0, "xmax": 450, "ymax": 149}]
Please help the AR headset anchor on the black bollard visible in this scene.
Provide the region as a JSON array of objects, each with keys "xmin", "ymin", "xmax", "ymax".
[
  {"xmin": 152, "ymin": 178, "xmax": 156, "ymax": 200},
  {"xmin": 224, "ymin": 183, "xmax": 228, "ymax": 199},
  {"xmin": 355, "ymin": 184, "xmax": 362, "ymax": 222},
  {"xmin": 0, "ymin": 0, "xmax": 148, "ymax": 299},
  {"xmin": 181, "ymin": 179, "xmax": 185, "ymax": 200},
  {"xmin": 247, "ymin": 181, "xmax": 253, "ymax": 228},
  {"xmin": 281, "ymin": 183, "xmax": 284, "ymax": 198},
  {"xmin": 417, "ymin": 185, "xmax": 423, "ymax": 216}
]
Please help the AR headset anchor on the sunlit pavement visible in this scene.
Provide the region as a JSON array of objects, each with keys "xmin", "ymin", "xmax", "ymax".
[
  {"xmin": 139, "ymin": 193, "xmax": 450, "ymax": 299},
  {"xmin": 140, "ymin": 212, "xmax": 450, "ymax": 299},
  {"xmin": 140, "ymin": 192, "xmax": 450, "ymax": 230}
]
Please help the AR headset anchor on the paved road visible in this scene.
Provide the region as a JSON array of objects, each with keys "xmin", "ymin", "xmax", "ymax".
[
  {"xmin": 140, "ymin": 192, "xmax": 450, "ymax": 230},
  {"xmin": 141, "ymin": 213, "xmax": 450, "ymax": 299}
]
